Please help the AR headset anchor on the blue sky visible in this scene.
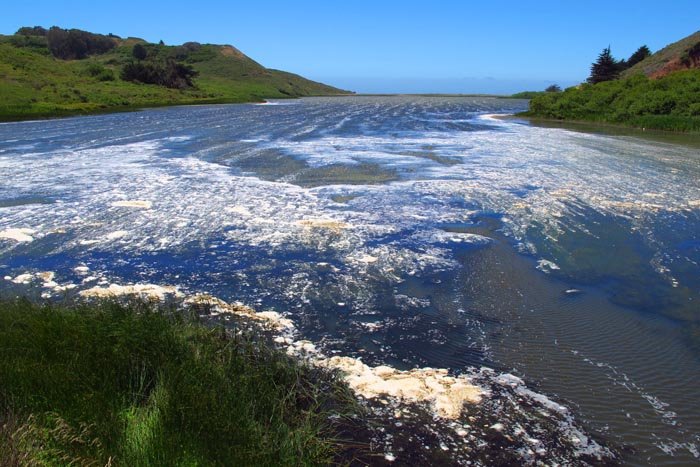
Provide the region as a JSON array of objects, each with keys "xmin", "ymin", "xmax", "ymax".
[{"xmin": 3, "ymin": 1, "xmax": 698, "ymax": 93}]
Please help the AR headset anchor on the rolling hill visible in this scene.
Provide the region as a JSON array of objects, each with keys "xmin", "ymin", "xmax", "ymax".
[
  {"xmin": 622, "ymin": 30, "xmax": 700, "ymax": 78},
  {"xmin": 0, "ymin": 26, "xmax": 350, "ymax": 121}
]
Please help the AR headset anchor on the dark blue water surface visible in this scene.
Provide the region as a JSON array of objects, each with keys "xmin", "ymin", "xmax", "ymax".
[{"xmin": 1, "ymin": 96, "xmax": 699, "ymax": 465}]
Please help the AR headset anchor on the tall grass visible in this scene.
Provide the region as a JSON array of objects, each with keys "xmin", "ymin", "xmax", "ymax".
[{"xmin": 0, "ymin": 298, "xmax": 363, "ymax": 465}]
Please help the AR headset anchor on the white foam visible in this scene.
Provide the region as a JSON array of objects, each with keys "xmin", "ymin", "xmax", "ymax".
[
  {"xmin": 111, "ymin": 200, "xmax": 152, "ymax": 209},
  {"xmin": 105, "ymin": 230, "xmax": 129, "ymax": 240},
  {"xmin": 536, "ymin": 259, "xmax": 560, "ymax": 272},
  {"xmin": 11, "ymin": 273, "xmax": 34, "ymax": 284},
  {"xmin": 0, "ymin": 228, "xmax": 35, "ymax": 242},
  {"xmin": 80, "ymin": 283, "xmax": 183, "ymax": 301}
]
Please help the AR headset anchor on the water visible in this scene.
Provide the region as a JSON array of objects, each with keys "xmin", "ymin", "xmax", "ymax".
[{"xmin": 1, "ymin": 96, "xmax": 699, "ymax": 465}]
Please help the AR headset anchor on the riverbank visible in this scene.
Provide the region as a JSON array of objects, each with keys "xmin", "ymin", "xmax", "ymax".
[
  {"xmin": 0, "ymin": 99, "xmax": 245, "ymax": 122},
  {"xmin": 501, "ymin": 113, "xmax": 700, "ymax": 147},
  {"xmin": 0, "ymin": 289, "xmax": 619, "ymax": 465},
  {"xmin": 0, "ymin": 96, "xmax": 313, "ymax": 122},
  {"xmin": 520, "ymin": 69, "xmax": 700, "ymax": 133},
  {"xmin": 0, "ymin": 297, "xmax": 372, "ymax": 465}
]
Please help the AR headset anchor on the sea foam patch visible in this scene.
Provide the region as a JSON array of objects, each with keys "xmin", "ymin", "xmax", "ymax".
[
  {"xmin": 1, "ymin": 97, "xmax": 698, "ymax": 464},
  {"xmin": 0, "ymin": 228, "xmax": 36, "ymax": 242}
]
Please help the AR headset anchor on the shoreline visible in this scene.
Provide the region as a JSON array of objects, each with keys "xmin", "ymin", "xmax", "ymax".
[
  {"xmin": 9, "ymin": 95, "xmax": 698, "ymax": 141},
  {"xmin": 0, "ymin": 94, "xmax": 510, "ymax": 123},
  {"xmin": 0, "ymin": 93, "xmax": 355, "ymax": 123},
  {"xmin": 0, "ymin": 282, "xmax": 619, "ymax": 465},
  {"xmin": 490, "ymin": 113, "xmax": 700, "ymax": 147},
  {"xmin": 512, "ymin": 113, "xmax": 700, "ymax": 146},
  {"xmin": 0, "ymin": 96, "xmax": 295, "ymax": 123}
]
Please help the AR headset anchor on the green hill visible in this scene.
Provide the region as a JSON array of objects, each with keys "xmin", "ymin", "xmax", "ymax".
[
  {"xmin": 622, "ymin": 30, "xmax": 700, "ymax": 78},
  {"xmin": 0, "ymin": 26, "xmax": 350, "ymax": 121}
]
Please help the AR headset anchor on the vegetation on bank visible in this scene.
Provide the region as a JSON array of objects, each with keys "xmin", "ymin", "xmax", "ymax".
[
  {"xmin": 519, "ymin": 30, "xmax": 700, "ymax": 132},
  {"xmin": 0, "ymin": 298, "xmax": 365, "ymax": 466},
  {"xmin": 508, "ymin": 85, "xmax": 561, "ymax": 100},
  {"xmin": 522, "ymin": 70, "xmax": 700, "ymax": 132},
  {"xmin": 0, "ymin": 26, "xmax": 349, "ymax": 121}
]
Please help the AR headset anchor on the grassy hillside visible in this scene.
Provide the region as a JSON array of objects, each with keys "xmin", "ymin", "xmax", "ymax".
[
  {"xmin": 0, "ymin": 298, "xmax": 364, "ymax": 465},
  {"xmin": 0, "ymin": 28, "xmax": 349, "ymax": 121},
  {"xmin": 622, "ymin": 30, "xmax": 700, "ymax": 78}
]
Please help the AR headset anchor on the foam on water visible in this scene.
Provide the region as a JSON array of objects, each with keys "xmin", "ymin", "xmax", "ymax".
[{"xmin": 1, "ymin": 96, "xmax": 699, "ymax": 464}]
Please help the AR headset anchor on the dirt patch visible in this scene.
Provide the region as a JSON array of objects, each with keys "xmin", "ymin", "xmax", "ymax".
[{"xmin": 220, "ymin": 45, "xmax": 247, "ymax": 60}]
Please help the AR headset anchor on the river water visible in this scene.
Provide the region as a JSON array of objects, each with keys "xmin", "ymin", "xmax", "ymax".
[{"xmin": 1, "ymin": 96, "xmax": 699, "ymax": 465}]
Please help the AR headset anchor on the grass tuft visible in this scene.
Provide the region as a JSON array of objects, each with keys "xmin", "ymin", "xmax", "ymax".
[{"xmin": 0, "ymin": 297, "xmax": 364, "ymax": 465}]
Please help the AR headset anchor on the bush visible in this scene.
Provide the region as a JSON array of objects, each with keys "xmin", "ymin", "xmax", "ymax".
[
  {"xmin": 121, "ymin": 59, "xmax": 198, "ymax": 89},
  {"xmin": 7, "ymin": 34, "xmax": 49, "ymax": 53},
  {"xmin": 46, "ymin": 27, "xmax": 116, "ymax": 60},
  {"xmin": 15, "ymin": 26, "xmax": 48, "ymax": 37},
  {"xmin": 524, "ymin": 69, "xmax": 700, "ymax": 131},
  {"xmin": 132, "ymin": 43, "xmax": 147, "ymax": 61},
  {"xmin": 97, "ymin": 69, "xmax": 115, "ymax": 81},
  {"xmin": 80, "ymin": 62, "xmax": 115, "ymax": 82}
]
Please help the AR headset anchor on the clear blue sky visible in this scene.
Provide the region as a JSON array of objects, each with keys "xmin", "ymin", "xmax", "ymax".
[{"xmin": 3, "ymin": 1, "xmax": 698, "ymax": 93}]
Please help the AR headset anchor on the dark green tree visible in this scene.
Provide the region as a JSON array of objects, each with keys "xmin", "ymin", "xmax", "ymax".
[
  {"xmin": 132, "ymin": 43, "xmax": 147, "ymax": 60},
  {"xmin": 627, "ymin": 45, "xmax": 651, "ymax": 68},
  {"xmin": 46, "ymin": 27, "xmax": 115, "ymax": 60},
  {"xmin": 545, "ymin": 84, "xmax": 562, "ymax": 92},
  {"xmin": 16, "ymin": 26, "xmax": 48, "ymax": 36},
  {"xmin": 588, "ymin": 47, "xmax": 619, "ymax": 84},
  {"xmin": 681, "ymin": 41, "xmax": 700, "ymax": 66},
  {"xmin": 121, "ymin": 59, "xmax": 197, "ymax": 89}
]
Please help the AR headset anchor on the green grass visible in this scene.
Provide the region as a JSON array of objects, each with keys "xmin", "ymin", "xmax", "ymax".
[
  {"xmin": 0, "ymin": 34, "xmax": 349, "ymax": 121},
  {"xmin": 0, "ymin": 298, "xmax": 364, "ymax": 466},
  {"xmin": 521, "ymin": 69, "xmax": 700, "ymax": 132}
]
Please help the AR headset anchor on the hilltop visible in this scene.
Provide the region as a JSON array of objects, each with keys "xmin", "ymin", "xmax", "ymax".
[
  {"xmin": 520, "ymin": 30, "xmax": 700, "ymax": 132},
  {"xmin": 622, "ymin": 30, "xmax": 700, "ymax": 78},
  {"xmin": 0, "ymin": 26, "xmax": 350, "ymax": 121}
]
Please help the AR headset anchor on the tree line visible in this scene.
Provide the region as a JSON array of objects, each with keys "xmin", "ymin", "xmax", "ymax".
[
  {"xmin": 588, "ymin": 45, "xmax": 651, "ymax": 84},
  {"xmin": 13, "ymin": 26, "xmax": 197, "ymax": 89},
  {"xmin": 16, "ymin": 26, "xmax": 118, "ymax": 60}
]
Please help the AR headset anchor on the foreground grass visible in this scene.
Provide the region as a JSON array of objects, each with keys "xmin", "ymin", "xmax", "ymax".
[
  {"xmin": 521, "ymin": 70, "xmax": 700, "ymax": 132},
  {"xmin": 0, "ymin": 298, "xmax": 362, "ymax": 466}
]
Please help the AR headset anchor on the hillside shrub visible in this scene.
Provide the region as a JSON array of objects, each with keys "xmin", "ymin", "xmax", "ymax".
[
  {"xmin": 121, "ymin": 60, "xmax": 198, "ymax": 89},
  {"xmin": 46, "ymin": 27, "xmax": 116, "ymax": 60},
  {"xmin": 525, "ymin": 69, "xmax": 700, "ymax": 131}
]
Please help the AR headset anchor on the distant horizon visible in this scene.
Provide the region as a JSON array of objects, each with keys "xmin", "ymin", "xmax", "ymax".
[
  {"xmin": 3, "ymin": 0, "xmax": 698, "ymax": 94},
  {"xmin": 304, "ymin": 77, "xmax": 580, "ymax": 95}
]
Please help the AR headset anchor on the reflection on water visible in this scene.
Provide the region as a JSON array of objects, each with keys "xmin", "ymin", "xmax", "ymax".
[{"xmin": 1, "ymin": 96, "xmax": 699, "ymax": 464}]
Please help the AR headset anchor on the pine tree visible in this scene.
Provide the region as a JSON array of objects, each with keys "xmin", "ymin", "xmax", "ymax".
[
  {"xmin": 627, "ymin": 45, "xmax": 652, "ymax": 68},
  {"xmin": 132, "ymin": 43, "xmax": 147, "ymax": 61},
  {"xmin": 545, "ymin": 84, "xmax": 561, "ymax": 92},
  {"xmin": 588, "ymin": 47, "xmax": 620, "ymax": 84}
]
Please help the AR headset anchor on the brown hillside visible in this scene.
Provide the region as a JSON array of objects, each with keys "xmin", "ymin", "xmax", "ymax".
[{"xmin": 622, "ymin": 30, "xmax": 700, "ymax": 79}]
